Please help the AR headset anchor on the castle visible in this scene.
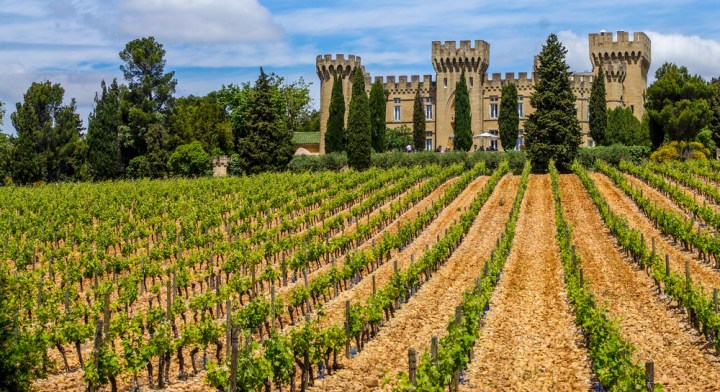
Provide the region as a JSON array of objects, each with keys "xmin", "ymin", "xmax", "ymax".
[{"xmin": 315, "ymin": 31, "xmax": 651, "ymax": 153}]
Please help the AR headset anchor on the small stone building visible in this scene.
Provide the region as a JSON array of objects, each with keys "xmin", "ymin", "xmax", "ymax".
[{"xmin": 212, "ymin": 156, "xmax": 230, "ymax": 177}]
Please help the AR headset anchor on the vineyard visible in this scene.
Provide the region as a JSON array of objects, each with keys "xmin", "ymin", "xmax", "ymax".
[{"xmin": 4, "ymin": 158, "xmax": 720, "ymax": 392}]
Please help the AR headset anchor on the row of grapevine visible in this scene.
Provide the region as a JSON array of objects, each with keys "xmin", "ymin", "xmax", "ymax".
[{"xmin": 646, "ymin": 161, "xmax": 720, "ymax": 206}]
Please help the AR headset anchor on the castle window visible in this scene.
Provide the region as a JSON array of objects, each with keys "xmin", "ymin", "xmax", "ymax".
[
  {"xmin": 426, "ymin": 105, "xmax": 433, "ymax": 120},
  {"xmin": 517, "ymin": 95, "xmax": 523, "ymax": 118},
  {"xmin": 470, "ymin": 77, "xmax": 474, "ymax": 87},
  {"xmin": 516, "ymin": 129, "xmax": 524, "ymax": 150},
  {"xmin": 425, "ymin": 139, "xmax": 433, "ymax": 151},
  {"xmin": 489, "ymin": 96, "xmax": 499, "ymax": 119},
  {"xmin": 394, "ymin": 98, "xmax": 401, "ymax": 104},
  {"xmin": 425, "ymin": 97, "xmax": 432, "ymax": 103},
  {"xmin": 444, "ymin": 78, "xmax": 448, "ymax": 88},
  {"xmin": 394, "ymin": 104, "xmax": 401, "ymax": 121},
  {"xmin": 631, "ymin": 105, "xmax": 634, "ymax": 113}
]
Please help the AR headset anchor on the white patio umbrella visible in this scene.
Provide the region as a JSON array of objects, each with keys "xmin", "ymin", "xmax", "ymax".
[{"xmin": 473, "ymin": 132, "xmax": 499, "ymax": 150}]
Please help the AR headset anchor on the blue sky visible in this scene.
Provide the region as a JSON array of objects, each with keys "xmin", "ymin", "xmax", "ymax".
[{"xmin": 1, "ymin": 0, "xmax": 719, "ymax": 134}]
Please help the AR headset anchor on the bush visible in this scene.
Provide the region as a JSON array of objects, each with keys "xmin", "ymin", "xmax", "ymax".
[
  {"xmin": 228, "ymin": 154, "xmax": 245, "ymax": 176},
  {"xmin": 167, "ymin": 141, "xmax": 212, "ymax": 177},
  {"xmin": 650, "ymin": 141, "xmax": 709, "ymax": 163},
  {"xmin": 576, "ymin": 145, "xmax": 650, "ymax": 168},
  {"xmin": 126, "ymin": 155, "xmax": 151, "ymax": 179},
  {"xmin": 287, "ymin": 152, "xmax": 347, "ymax": 172}
]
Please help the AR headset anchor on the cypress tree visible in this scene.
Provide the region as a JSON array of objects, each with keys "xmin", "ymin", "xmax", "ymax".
[
  {"xmin": 369, "ymin": 79, "xmax": 387, "ymax": 152},
  {"xmin": 589, "ymin": 64, "xmax": 608, "ymax": 146},
  {"xmin": 453, "ymin": 69, "xmax": 472, "ymax": 151},
  {"xmin": 325, "ymin": 74, "xmax": 346, "ymax": 153},
  {"xmin": 413, "ymin": 89, "xmax": 426, "ymax": 151},
  {"xmin": 346, "ymin": 70, "xmax": 372, "ymax": 170},
  {"xmin": 524, "ymin": 34, "xmax": 581, "ymax": 172},
  {"xmin": 498, "ymin": 82, "xmax": 519, "ymax": 151},
  {"xmin": 237, "ymin": 68, "xmax": 295, "ymax": 173},
  {"xmin": 87, "ymin": 79, "xmax": 123, "ymax": 180}
]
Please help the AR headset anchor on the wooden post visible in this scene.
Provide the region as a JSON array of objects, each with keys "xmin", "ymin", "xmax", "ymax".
[
  {"xmin": 665, "ymin": 254, "xmax": 670, "ymax": 277},
  {"xmin": 226, "ymin": 300, "xmax": 232, "ymax": 359},
  {"xmin": 271, "ymin": 285, "xmax": 276, "ymax": 331},
  {"xmin": 394, "ymin": 259, "xmax": 398, "ymax": 273},
  {"xmin": 579, "ymin": 268, "xmax": 584, "ymax": 287},
  {"xmin": 571, "ymin": 245, "xmax": 576, "ymax": 266},
  {"xmin": 431, "ymin": 336, "xmax": 438, "ymax": 366},
  {"xmin": 651, "ymin": 237, "xmax": 656, "ymax": 256},
  {"xmin": 229, "ymin": 326, "xmax": 238, "ymax": 392},
  {"xmin": 345, "ymin": 300, "xmax": 351, "ymax": 359},
  {"xmin": 714, "ymin": 288, "xmax": 718, "ymax": 314},
  {"xmin": 408, "ymin": 347, "xmax": 417, "ymax": 389},
  {"xmin": 686, "ymin": 261, "xmax": 691, "ymax": 288},
  {"xmin": 645, "ymin": 360, "xmax": 654, "ymax": 392},
  {"xmin": 372, "ymin": 275, "xmax": 376, "ymax": 295}
]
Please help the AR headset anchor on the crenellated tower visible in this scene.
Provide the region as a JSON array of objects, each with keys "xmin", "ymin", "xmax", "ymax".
[
  {"xmin": 588, "ymin": 31, "xmax": 651, "ymax": 119},
  {"xmin": 431, "ymin": 40, "xmax": 490, "ymax": 148},
  {"xmin": 316, "ymin": 54, "xmax": 364, "ymax": 154}
]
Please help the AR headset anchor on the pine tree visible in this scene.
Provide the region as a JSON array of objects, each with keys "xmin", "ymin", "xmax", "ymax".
[
  {"xmin": 524, "ymin": 34, "xmax": 581, "ymax": 172},
  {"xmin": 325, "ymin": 74, "xmax": 346, "ymax": 153},
  {"xmin": 453, "ymin": 69, "xmax": 472, "ymax": 151},
  {"xmin": 346, "ymin": 70, "xmax": 372, "ymax": 170},
  {"xmin": 369, "ymin": 79, "xmax": 387, "ymax": 152},
  {"xmin": 589, "ymin": 64, "xmax": 608, "ymax": 146},
  {"xmin": 87, "ymin": 79, "xmax": 123, "ymax": 180},
  {"xmin": 498, "ymin": 82, "xmax": 519, "ymax": 151},
  {"xmin": 237, "ymin": 68, "xmax": 295, "ymax": 173},
  {"xmin": 413, "ymin": 89, "xmax": 426, "ymax": 151}
]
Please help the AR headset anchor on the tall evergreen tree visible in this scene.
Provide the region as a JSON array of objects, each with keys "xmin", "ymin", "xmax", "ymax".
[
  {"xmin": 453, "ymin": 69, "xmax": 472, "ymax": 151},
  {"xmin": 524, "ymin": 34, "xmax": 581, "ymax": 172},
  {"xmin": 369, "ymin": 79, "xmax": 387, "ymax": 152},
  {"xmin": 498, "ymin": 82, "xmax": 519, "ymax": 151},
  {"xmin": 589, "ymin": 64, "xmax": 608, "ymax": 146},
  {"xmin": 325, "ymin": 74, "xmax": 346, "ymax": 153},
  {"xmin": 412, "ymin": 89, "xmax": 426, "ymax": 151},
  {"xmin": 236, "ymin": 68, "xmax": 295, "ymax": 173},
  {"xmin": 346, "ymin": 70, "xmax": 372, "ymax": 170},
  {"xmin": 87, "ymin": 79, "xmax": 124, "ymax": 180},
  {"xmin": 10, "ymin": 81, "xmax": 84, "ymax": 184}
]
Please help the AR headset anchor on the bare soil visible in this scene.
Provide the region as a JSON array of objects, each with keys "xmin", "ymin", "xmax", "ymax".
[{"xmin": 461, "ymin": 175, "xmax": 592, "ymax": 391}]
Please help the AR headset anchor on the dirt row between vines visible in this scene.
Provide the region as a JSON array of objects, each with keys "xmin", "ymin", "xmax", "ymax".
[
  {"xmin": 306, "ymin": 175, "xmax": 491, "ymax": 332},
  {"xmin": 592, "ymin": 172, "xmax": 720, "ymax": 296},
  {"xmin": 310, "ymin": 174, "xmax": 519, "ymax": 391},
  {"xmin": 461, "ymin": 175, "xmax": 592, "ymax": 391},
  {"xmin": 650, "ymin": 169, "xmax": 720, "ymax": 215},
  {"xmin": 560, "ymin": 174, "xmax": 720, "ymax": 391}
]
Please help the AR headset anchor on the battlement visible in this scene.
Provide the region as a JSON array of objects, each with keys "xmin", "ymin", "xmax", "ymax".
[
  {"xmin": 483, "ymin": 72, "xmax": 534, "ymax": 91},
  {"xmin": 569, "ymin": 72, "xmax": 595, "ymax": 93},
  {"xmin": 316, "ymin": 53, "xmax": 364, "ymax": 81},
  {"xmin": 371, "ymin": 74, "xmax": 435, "ymax": 93},
  {"xmin": 432, "ymin": 39, "xmax": 490, "ymax": 73},
  {"xmin": 588, "ymin": 31, "xmax": 651, "ymax": 68}
]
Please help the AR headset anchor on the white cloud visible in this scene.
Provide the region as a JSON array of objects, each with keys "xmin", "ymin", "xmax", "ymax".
[
  {"xmin": 646, "ymin": 31, "xmax": 720, "ymax": 80},
  {"xmin": 557, "ymin": 30, "xmax": 592, "ymax": 72},
  {"xmin": 114, "ymin": 0, "xmax": 282, "ymax": 43}
]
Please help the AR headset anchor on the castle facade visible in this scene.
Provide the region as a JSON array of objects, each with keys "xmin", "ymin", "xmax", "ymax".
[{"xmin": 316, "ymin": 31, "xmax": 651, "ymax": 153}]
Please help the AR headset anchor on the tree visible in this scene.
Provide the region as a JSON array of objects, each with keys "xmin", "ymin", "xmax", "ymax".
[
  {"xmin": 605, "ymin": 107, "xmax": 649, "ymax": 146},
  {"xmin": 646, "ymin": 63, "xmax": 713, "ymax": 149},
  {"xmin": 709, "ymin": 78, "xmax": 720, "ymax": 147},
  {"xmin": 386, "ymin": 125, "xmax": 413, "ymax": 151},
  {"xmin": 167, "ymin": 141, "xmax": 212, "ymax": 177},
  {"xmin": 369, "ymin": 79, "xmax": 387, "ymax": 152},
  {"xmin": 412, "ymin": 89, "xmax": 426, "ymax": 151},
  {"xmin": 524, "ymin": 34, "xmax": 581, "ymax": 172},
  {"xmin": 235, "ymin": 68, "xmax": 295, "ymax": 173},
  {"xmin": 498, "ymin": 82, "xmax": 519, "ymax": 151},
  {"xmin": 118, "ymin": 37, "xmax": 177, "ymax": 167},
  {"xmin": 346, "ymin": 69, "xmax": 372, "ymax": 170},
  {"xmin": 87, "ymin": 79, "xmax": 124, "ymax": 180},
  {"xmin": 144, "ymin": 123, "xmax": 170, "ymax": 177},
  {"xmin": 453, "ymin": 70, "xmax": 472, "ymax": 151},
  {"xmin": 325, "ymin": 75, "xmax": 346, "ymax": 153},
  {"xmin": 589, "ymin": 64, "xmax": 608, "ymax": 146},
  {"xmin": 10, "ymin": 81, "xmax": 85, "ymax": 184},
  {"xmin": 169, "ymin": 93, "xmax": 233, "ymax": 154}
]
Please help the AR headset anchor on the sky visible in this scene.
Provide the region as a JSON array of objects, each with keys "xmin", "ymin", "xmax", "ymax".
[{"xmin": 1, "ymin": 0, "xmax": 719, "ymax": 134}]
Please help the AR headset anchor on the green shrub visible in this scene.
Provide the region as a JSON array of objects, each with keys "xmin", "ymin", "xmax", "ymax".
[
  {"xmin": 167, "ymin": 141, "xmax": 212, "ymax": 177},
  {"xmin": 577, "ymin": 145, "xmax": 650, "ymax": 168}
]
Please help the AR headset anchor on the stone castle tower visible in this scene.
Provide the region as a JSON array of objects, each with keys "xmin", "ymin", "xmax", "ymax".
[{"xmin": 316, "ymin": 31, "xmax": 650, "ymax": 153}]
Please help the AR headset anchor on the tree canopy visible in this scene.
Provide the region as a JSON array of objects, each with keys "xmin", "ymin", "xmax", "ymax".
[
  {"xmin": 325, "ymin": 75, "xmax": 346, "ymax": 153},
  {"xmin": 605, "ymin": 107, "xmax": 649, "ymax": 146},
  {"xmin": 413, "ymin": 89, "xmax": 426, "ymax": 151},
  {"xmin": 524, "ymin": 34, "xmax": 581, "ymax": 172},
  {"xmin": 589, "ymin": 65, "xmax": 608, "ymax": 146},
  {"xmin": 453, "ymin": 69, "xmax": 472, "ymax": 151},
  {"xmin": 369, "ymin": 79, "xmax": 387, "ymax": 152},
  {"xmin": 498, "ymin": 82, "xmax": 519, "ymax": 151},
  {"xmin": 346, "ymin": 70, "xmax": 372, "ymax": 170}
]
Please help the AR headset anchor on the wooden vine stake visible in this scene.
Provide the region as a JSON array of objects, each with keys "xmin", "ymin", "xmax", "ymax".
[
  {"xmin": 645, "ymin": 360, "xmax": 654, "ymax": 392},
  {"xmin": 408, "ymin": 347, "xmax": 417, "ymax": 390},
  {"xmin": 271, "ymin": 285, "xmax": 276, "ymax": 331},
  {"xmin": 665, "ymin": 254, "xmax": 670, "ymax": 277},
  {"xmin": 714, "ymin": 288, "xmax": 718, "ymax": 314},
  {"xmin": 345, "ymin": 300, "xmax": 351, "ymax": 359},
  {"xmin": 229, "ymin": 325, "xmax": 238, "ymax": 392}
]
